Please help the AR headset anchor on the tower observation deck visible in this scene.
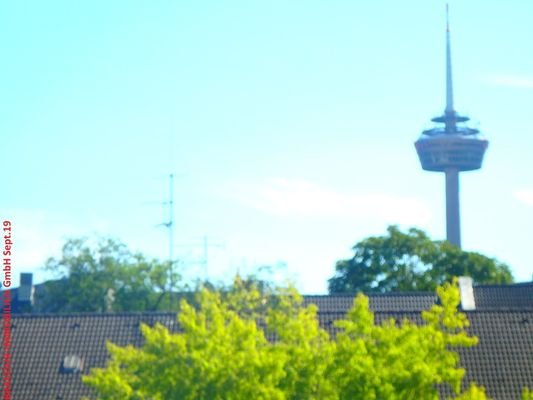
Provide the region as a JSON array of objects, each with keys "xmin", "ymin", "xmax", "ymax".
[{"xmin": 414, "ymin": 4, "xmax": 488, "ymax": 248}]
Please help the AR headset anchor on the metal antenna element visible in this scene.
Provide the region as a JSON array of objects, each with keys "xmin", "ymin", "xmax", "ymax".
[
  {"xmin": 202, "ymin": 236, "xmax": 224, "ymax": 281},
  {"xmin": 168, "ymin": 173, "xmax": 174, "ymax": 265},
  {"xmin": 155, "ymin": 173, "xmax": 176, "ymax": 306},
  {"xmin": 445, "ymin": 3, "xmax": 454, "ymax": 116},
  {"xmin": 167, "ymin": 173, "xmax": 175, "ymax": 305},
  {"xmin": 176, "ymin": 236, "xmax": 224, "ymax": 281}
]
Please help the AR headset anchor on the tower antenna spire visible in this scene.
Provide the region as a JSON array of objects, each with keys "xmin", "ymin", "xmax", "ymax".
[{"xmin": 445, "ymin": 2, "xmax": 454, "ymax": 116}]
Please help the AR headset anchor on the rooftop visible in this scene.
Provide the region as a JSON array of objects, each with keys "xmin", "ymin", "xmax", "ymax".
[{"xmin": 2, "ymin": 282, "xmax": 532, "ymax": 399}]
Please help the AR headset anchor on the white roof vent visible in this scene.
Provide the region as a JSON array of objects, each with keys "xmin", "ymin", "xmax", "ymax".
[
  {"xmin": 60, "ymin": 355, "xmax": 84, "ymax": 374},
  {"xmin": 458, "ymin": 276, "xmax": 476, "ymax": 311}
]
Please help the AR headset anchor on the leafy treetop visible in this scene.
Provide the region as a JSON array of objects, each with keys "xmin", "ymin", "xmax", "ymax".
[
  {"xmin": 328, "ymin": 226, "xmax": 513, "ymax": 294},
  {"xmin": 84, "ymin": 278, "xmax": 491, "ymax": 400},
  {"xmin": 39, "ymin": 237, "xmax": 180, "ymax": 312}
]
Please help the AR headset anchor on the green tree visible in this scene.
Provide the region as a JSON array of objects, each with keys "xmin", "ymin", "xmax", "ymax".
[
  {"xmin": 83, "ymin": 279, "xmax": 489, "ymax": 399},
  {"xmin": 328, "ymin": 226, "xmax": 513, "ymax": 294},
  {"xmin": 39, "ymin": 237, "xmax": 180, "ymax": 312}
]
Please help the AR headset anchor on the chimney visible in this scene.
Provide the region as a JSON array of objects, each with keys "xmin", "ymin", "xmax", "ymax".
[
  {"xmin": 458, "ymin": 276, "xmax": 475, "ymax": 311},
  {"xmin": 18, "ymin": 272, "xmax": 34, "ymax": 305}
]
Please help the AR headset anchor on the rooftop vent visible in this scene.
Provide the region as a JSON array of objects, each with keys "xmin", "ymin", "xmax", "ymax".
[
  {"xmin": 60, "ymin": 355, "xmax": 84, "ymax": 374},
  {"xmin": 458, "ymin": 276, "xmax": 476, "ymax": 311}
]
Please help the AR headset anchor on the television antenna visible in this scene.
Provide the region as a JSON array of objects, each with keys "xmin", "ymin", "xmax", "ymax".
[
  {"xmin": 155, "ymin": 173, "xmax": 177, "ymax": 307},
  {"xmin": 176, "ymin": 235, "xmax": 225, "ymax": 281}
]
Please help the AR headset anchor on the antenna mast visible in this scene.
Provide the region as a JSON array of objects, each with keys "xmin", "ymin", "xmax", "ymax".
[
  {"xmin": 445, "ymin": 2, "xmax": 454, "ymax": 116},
  {"xmin": 168, "ymin": 173, "xmax": 174, "ymax": 266},
  {"xmin": 176, "ymin": 236, "xmax": 224, "ymax": 282},
  {"xmin": 159, "ymin": 173, "xmax": 175, "ymax": 307}
]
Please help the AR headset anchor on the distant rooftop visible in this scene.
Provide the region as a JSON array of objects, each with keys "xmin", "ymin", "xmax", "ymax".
[{"xmin": 306, "ymin": 282, "xmax": 533, "ymax": 312}]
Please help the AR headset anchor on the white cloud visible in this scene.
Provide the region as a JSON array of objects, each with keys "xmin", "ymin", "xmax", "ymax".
[
  {"xmin": 514, "ymin": 189, "xmax": 533, "ymax": 207},
  {"xmin": 0, "ymin": 209, "xmax": 112, "ymax": 285},
  {"xmin": 2, "ymin": 210, "xmax": 61, "ymax": 267},
  {"xmin": 482, "ymin": 74, "xmax": 533, "ymax": 90},
  {"xmin": 228, "ymin": 178, "xmax": 432, "ymax": 225}
]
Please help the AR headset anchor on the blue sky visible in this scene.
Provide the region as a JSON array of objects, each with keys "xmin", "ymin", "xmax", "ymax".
[{"xmin": 2, "ymin": 0, "xmax": 532, "ymax": 293}]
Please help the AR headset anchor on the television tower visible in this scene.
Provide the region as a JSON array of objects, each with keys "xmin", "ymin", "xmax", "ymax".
[{"xmin": 414, "ymin": 4, "xmax": 488, "ymax": 248}]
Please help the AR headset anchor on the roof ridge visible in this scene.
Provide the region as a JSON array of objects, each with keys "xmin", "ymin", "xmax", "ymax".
[
  {"xmin": 304, "ymin": 292, "xmax": 437, "ymax": 297},
  {"xmin": 474, "ymin": 281, "xmax": 533, "ymax": 288},
  {"xmin": 10, "ymin": 311, "xmax": 178, "ymax": 319}
]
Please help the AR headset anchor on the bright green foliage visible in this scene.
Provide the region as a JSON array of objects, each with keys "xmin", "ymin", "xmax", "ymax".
[
  {"xmin": 84, "ymin": 280, "xmax": 332, "ymax": 399},
  {"xmin": 84, "ymin": 279, "xmax": 488, "ymax": 399},
  {"xmin": 452, "ymin": 384, "xmax": 490, "ymax": 399},
  {"xmin": 523, "ymin": 388, "xmax": 533, "ymax": 400},
  {"xmin": 40, "ymin": 238, "xmax": 180, "ymax": 312},
  {"xmin": 330, "ymin": 281, "xmax": 479, "ymax": 399},
  {"xmin": 328, "ymin": 226, "xmax": 513, "ymax": 293},
  {"xmin": 265, "ymin": 287, "xmax": 336, "ymax": 398}
]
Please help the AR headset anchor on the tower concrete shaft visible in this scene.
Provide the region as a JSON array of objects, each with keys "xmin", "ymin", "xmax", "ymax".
[{"xmin": 445, "ymin": 168, "xmax": 461, "ymax": 247}]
